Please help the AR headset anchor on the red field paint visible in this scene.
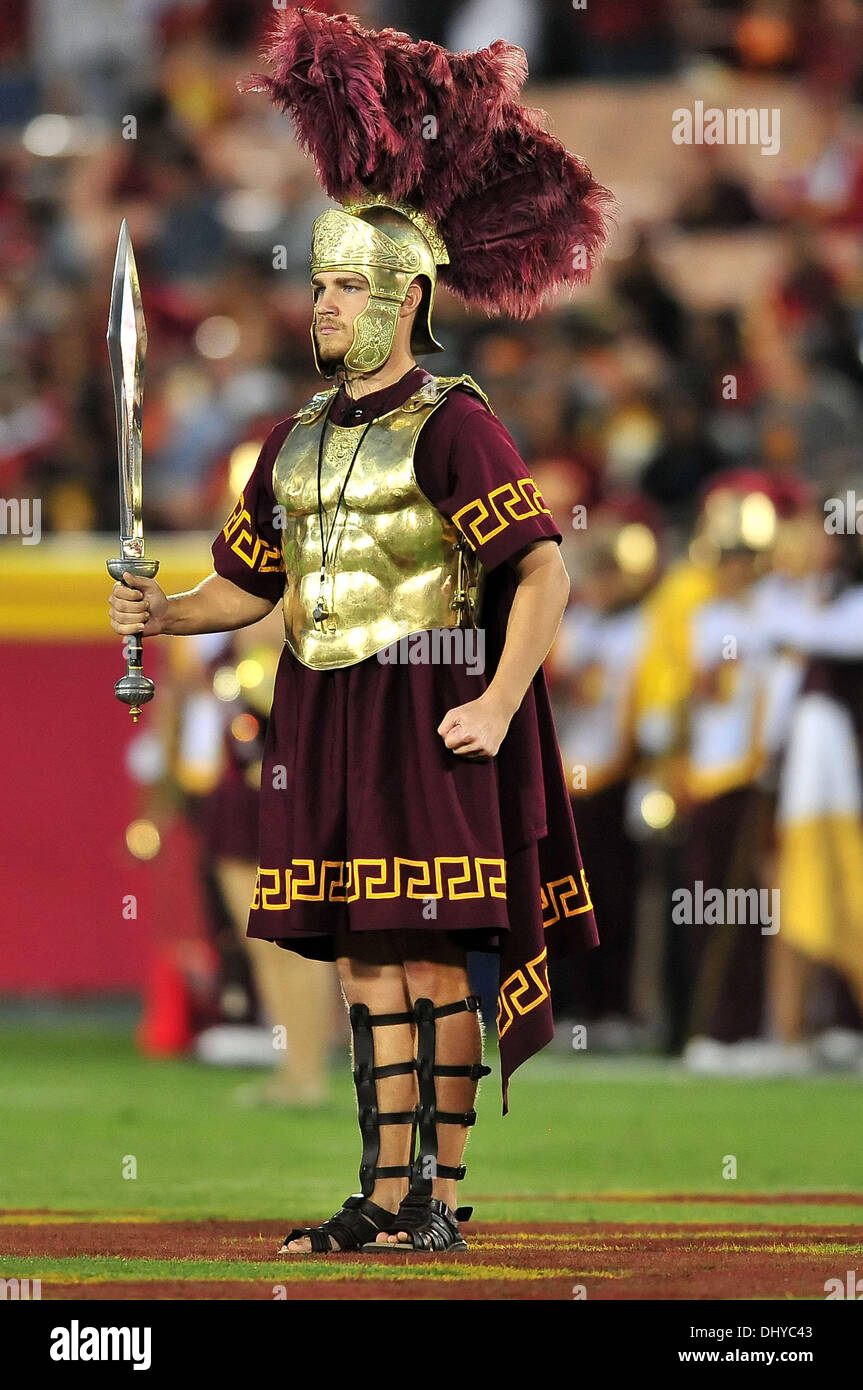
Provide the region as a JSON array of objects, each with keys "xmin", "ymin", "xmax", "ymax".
[{"xmin": 4, "ymin": 1210, "xmax": 860, "ymax": 1301}]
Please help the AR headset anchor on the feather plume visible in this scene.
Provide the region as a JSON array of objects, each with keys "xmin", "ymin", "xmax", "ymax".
[{"xmin": 238, "ymin": 8, "xmax": 614, "ymax": 316}]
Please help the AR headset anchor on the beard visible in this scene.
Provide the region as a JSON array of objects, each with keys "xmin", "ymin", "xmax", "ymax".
[{"xmin": 314, "ymin": 324, "xmax": 350, "ymax": 377}]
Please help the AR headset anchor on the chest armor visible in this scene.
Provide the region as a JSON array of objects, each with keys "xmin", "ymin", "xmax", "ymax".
[{"xmin": 272, "ymin": 374, "xmax": 490, "ymax": 670}]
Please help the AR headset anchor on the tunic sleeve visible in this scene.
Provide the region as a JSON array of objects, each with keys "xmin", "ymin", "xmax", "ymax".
[
  {"xmin": 415, "ymin": 389, "xmax": 562, "ymax": 571},
  {"xmin": 210, "ymin": 419, "xmax": 293, "ymax": 604}
]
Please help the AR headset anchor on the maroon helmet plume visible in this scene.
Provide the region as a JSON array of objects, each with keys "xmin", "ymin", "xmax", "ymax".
[{"xmin": 239, "ymin": 7, "xmax": 614, "ymax": 318}]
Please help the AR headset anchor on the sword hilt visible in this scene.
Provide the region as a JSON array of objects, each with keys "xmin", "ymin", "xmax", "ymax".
[{"xmin": 107, "ymin": 555, "xmax": 160, "ymax": 722}]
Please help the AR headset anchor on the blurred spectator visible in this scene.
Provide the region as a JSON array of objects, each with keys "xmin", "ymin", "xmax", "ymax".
[
  {"xmin": 639, "ymin": 394, "xmax": 725, "ymax": 526},
  {"xmin": 445, "ymin": 0, "xmax": 543, "ymax": 67},
  {"xmin": 611, "ymin": 232, "xmax": 686, "ymax": 357},
  {"xmin": 30, "ymin": 0, "xmax": 163, "ymax": 119},
  {"xmin": 572, "ymin": 0, "xmax": 678, "ymax": 80},
  {"xmin": 674, "ymin": 149, "xmax": 770, "ymax": 231}
]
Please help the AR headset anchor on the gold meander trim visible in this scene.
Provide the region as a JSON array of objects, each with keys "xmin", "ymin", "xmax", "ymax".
[
  {"xmin": 251, "ymin": 855, "xmax": 508, "ymax": 908},
  {"xmin": 497, "ymin": 947, "xmax": 549, "ymax": 1038},
  {"xmin": 222, "ymin": 490, "xmax": 284, "ymax": 574},
  {"xmin": 540, "ymin": 869, "xmax": 593, "ymax": 927}
]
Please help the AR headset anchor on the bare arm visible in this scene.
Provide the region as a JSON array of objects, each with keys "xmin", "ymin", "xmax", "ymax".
[
  {"xmin": 437, "ymin": 539, "xmax": 570, "ymax": 758},
  {"xmin": 109, "ymin": 569, "xmax": 277, "ymax": 638},
  {"xmin": 485, "ymin": 540, "xmax": 570, "ymax": 717}
]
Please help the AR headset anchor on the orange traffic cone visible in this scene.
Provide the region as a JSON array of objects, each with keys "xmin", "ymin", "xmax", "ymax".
[{"xmin": 136, "ymin": 946, "xmax": 194, "ymax": 1056}]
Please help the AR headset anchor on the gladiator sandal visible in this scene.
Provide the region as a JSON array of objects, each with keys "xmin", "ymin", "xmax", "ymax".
[
  {"xmin": 278, "ymin": 1002, "xmax": 416, "ymax": 1254},
  {"xmin": 277, "ymin": 1193, "xmax": 396, "ymax": 1255},
  {"xmin": 363, "ymin": 994, "xmax": 491, "ymax": 1253}
]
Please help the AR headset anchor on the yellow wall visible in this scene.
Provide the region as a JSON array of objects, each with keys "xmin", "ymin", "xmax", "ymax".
[{"xmin": 0, "ymin": 534, "xmax": 215, "ymax": 641}]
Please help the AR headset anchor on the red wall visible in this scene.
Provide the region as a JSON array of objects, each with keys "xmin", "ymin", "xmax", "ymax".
[{"xmin": 0, "ymin": 641, "xmax": 206, "ymax": 992}]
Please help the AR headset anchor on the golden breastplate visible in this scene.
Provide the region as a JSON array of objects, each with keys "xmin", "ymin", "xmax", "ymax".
[{"xmin": 272, "ymin": 374, "xmax": 490, "ymax": 670}]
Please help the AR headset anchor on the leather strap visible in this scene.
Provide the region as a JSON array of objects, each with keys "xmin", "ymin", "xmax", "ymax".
[
  {"xmin": 373, "ymin": 1061, "xmax": 416, "ymax": 1079},
  {"xmin": 384, "ymin": 1194, "xmax": 469, "ymax": 1252},
  {"xmin": 350, "ymin": 1002, "xmax": 418, "ymax": 1196},
  {"xmin": 432, "ymin": 995, "xmax": 482, "ymax": 1019},
  {"xmin": 282, "ymin": 1194, "xmax": 396, "ymax": 1253},
  {"xmin": 435, "ymin": 1163, "xmax": 467, "ymax": 1180},
  {"xmin": 434, "ymin": 1063, "xmax": 492, "ymax": 1080},
  {"xmin": 351, "ymin": 995, "xmax": 489, "ymax": 1205},
  {"xmin": 411, "ymin": 997, "xmax": 438, "ymax": 1198},
  {"xmin": 350, "ymin": 1002, "xmax": 379, "ymax": 1197},
  {"xmin": 409, "ymin": 995, "xmax": 489, "ymax": 1197}
]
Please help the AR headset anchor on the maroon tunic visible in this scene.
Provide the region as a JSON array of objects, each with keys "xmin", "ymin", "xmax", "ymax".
[{"xmin": 211, "ymin": 366, "xmax": 598, "ymax": 1111}]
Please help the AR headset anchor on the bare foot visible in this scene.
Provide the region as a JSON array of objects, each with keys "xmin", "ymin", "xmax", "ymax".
[
  {"xmin": 375, "ymin": 1228, "xmax": 410, "ymax": 1245},
  {"xmin": 373, "ymin": 1189, "xmax": 460, "ymax": 1246},
  {"xmin": 279, "ymin": 1233, "xmax": 339, "ymax": 1254}
]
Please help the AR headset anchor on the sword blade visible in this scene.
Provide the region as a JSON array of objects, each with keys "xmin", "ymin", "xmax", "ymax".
[{"xmin": 106, "ymin": 219, "xmax": 147, "ymax": 559}]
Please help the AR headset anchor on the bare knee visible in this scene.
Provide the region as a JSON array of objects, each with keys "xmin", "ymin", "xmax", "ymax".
[
  {"xmin": 401, "ymin": 954, "xmax": 470, "ymax": 1004},
  {"xmin": 336, "ymin": 931, "xmax": 409, "ymax": 1009}
]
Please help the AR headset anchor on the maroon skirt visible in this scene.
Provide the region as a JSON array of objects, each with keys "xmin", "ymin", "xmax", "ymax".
[
  {"xmin": 242, "ymin": 641, "xmax": 597, "ymax": 1113},
  {"xmin": 248, "ymin": 642, "xmax": 514, "ymax": 945}
]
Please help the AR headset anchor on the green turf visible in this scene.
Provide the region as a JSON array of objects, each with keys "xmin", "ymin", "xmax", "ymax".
[
  {"xmin": 0, "ymin": 1256, "xmax": 590, "ymax": 1283},
  {"xmin": 1, "ymin": 1027, "xmax": 861, "ymax": 1222}
]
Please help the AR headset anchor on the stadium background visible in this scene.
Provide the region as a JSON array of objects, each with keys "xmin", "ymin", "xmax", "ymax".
[{"xmin": 1, "ymin": 0, "xmax": 862, "ymax": 1301}]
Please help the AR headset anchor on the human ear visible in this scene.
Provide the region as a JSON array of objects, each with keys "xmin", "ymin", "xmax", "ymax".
[{"xmin": 400, "ymin": 278, "xmax": 424, "ymax": 316}]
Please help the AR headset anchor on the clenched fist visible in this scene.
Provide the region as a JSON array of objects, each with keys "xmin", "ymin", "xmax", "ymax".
[
  {"xmin": 437, "ymin": 692, "xmax": 512, "ymax": 760},
  {"xmin": 109, "ymin": 572, "xmax": 169, "ymax": 637}
]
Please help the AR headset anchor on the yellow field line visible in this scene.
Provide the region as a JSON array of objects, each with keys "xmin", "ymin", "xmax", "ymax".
[
  {"xmin": 0, "ymin": 1214, "xmax": 156, "ymax": 1226},
  {"xmin": 33, "ymin": 1264, "xmax": 624, "ymax": 1284}
]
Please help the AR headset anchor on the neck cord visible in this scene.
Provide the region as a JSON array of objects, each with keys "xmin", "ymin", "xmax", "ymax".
[{"xmin": 314, "ymin": 398, "xmax": 376, "ymax": 623}]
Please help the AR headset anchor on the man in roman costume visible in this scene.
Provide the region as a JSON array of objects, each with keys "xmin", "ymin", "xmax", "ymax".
[{"xmin": 109, "ymin": 9, "xmax": 610, "ymax": 1254}]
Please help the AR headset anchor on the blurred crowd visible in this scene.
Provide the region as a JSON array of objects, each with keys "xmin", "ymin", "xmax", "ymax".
[
  {"xmin": 546, "ymin": 473, "xmax": 863, "ymax": 1074},
  {"xmin": 2, "ymin": 0, "xmax": 863, "ymax": 1075},
  {"xmin": 2, "ymin": 0, "xmax": 863, "ymax": 537}
]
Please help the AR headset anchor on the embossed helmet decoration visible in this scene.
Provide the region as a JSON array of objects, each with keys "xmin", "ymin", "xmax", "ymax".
[{"xmin": 239, "ymin": 8, "xmax": 613, "ymax": 377}]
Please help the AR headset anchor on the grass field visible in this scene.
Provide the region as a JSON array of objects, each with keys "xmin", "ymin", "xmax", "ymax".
[{"xmin": 1, "ymin": 1023, "xmax": 861, "ymax": 1299}]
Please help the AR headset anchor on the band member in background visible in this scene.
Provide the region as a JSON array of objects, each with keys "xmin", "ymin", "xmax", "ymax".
[
  {"xmin": 547, "ymin": 494, "xmax": 662, "ymax": 1049},
  {"xmin": 762, "ymin": 515, "xmax": 863, "ymax": 1071},
  {"xmin": 676, "ymin": 473, "xmax": 777, "ymax": 1070},
  {"xmin": 199, "ymin": 614, "xmax": 338, "ymax": 1105}
]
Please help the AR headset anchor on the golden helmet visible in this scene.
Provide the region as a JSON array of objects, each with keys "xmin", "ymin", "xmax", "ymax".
[{"xmin": 310, "ymin": 196, "xmax": 449, "ymax": 376}]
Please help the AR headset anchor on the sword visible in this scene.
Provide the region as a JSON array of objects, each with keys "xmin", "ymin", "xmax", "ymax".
[{"xmin": 105, "ymin": 219, "xmax": 159, "ymax": 722}]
